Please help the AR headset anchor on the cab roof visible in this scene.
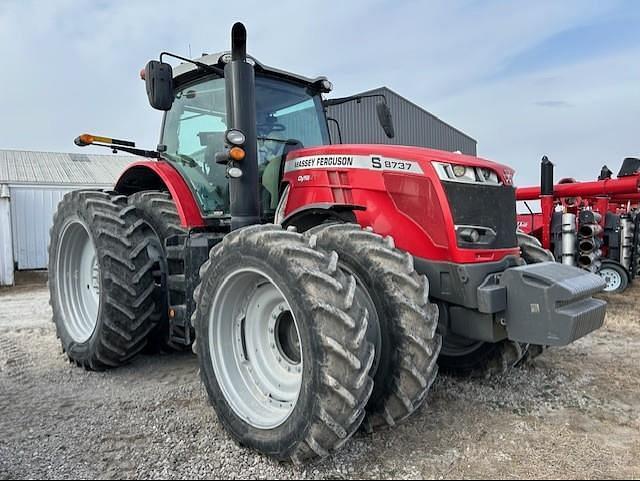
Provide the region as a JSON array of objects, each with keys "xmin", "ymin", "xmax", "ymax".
[{"xmin": 173, "ymin": 51, "xmax": 329, "ymax": 89}]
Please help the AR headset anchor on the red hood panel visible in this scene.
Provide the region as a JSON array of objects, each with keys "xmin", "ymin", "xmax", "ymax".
[{"xmin": 288, "ymin": 144, "xmax": 515, "ymax": 184}]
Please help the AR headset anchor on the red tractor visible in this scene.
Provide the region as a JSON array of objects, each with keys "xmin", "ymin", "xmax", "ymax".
[
  {"xmin": 517, "ymin": 157, "xmax": 640, "ymax": 293},
  {"xmin": 49, "ymin": 23, "xmax": 606, "ymax": 462}
]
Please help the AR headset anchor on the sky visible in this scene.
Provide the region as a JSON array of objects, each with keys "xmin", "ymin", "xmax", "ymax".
[{"xmin": 0, "ymin": 0, "xmax": 638, "ymax": 186}]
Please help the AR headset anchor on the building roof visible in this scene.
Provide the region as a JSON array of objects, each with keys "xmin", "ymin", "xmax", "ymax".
[
  {"xmin": 325, "ymin": 86, "xmax": 477, "ymax": 155},
  {"xmin": 358, "ymin": 87, "xmax": 477, "ymax": 143},
  {"xmin": 0, "ymin": 150, "xmax": 135, "ymax": 186}
]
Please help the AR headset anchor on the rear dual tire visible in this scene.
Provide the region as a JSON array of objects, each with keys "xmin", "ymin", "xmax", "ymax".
[
  {"xmin": 128, "ymin": 191, "xmax": 190, "ymax": 352},
  {"xmin": 48, "ymin": 191, "xmax": 159, "ymax": 370}
]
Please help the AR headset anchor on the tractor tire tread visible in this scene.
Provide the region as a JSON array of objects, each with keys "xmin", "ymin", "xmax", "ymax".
[
  {"xmin": 303, "ymin": 223, "xmax": 441, "ymax": 430},
  {"xmin": 48, "ymin": 190, "xmax": 158, "ymax": 371}
]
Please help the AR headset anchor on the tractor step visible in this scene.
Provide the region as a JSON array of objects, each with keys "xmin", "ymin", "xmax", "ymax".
[
  {"xmin": 165, "ymin": 235, "xmax": 191, "ymax": 346},
  {"xmin": 168, "ymin": 304, "xmax": 190, "ymax": 346},
  {"xmin": 166, "ymin": 232, "xmax": 226, "ymax": 347},
  {"xmin": 165, "ymin": 244, "xmax": 185, "ymax": 261},
  {"xmin": 167, "ymin": 274, "xmax": 186, "ymax": 292}
]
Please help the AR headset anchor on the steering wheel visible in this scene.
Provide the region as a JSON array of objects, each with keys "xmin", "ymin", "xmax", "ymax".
[{"xmin": 257, "ymin": 122, "xmax": 286, "ymax": 134}]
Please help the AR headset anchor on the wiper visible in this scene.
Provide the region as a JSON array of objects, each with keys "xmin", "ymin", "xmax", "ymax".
[
  {"xmin": 160, "ymin": 52, "xmax": 224, "ymax": 77},
  {"xmin": 257, "ymin": 136, "xmax": 301, "ymax": 145}
]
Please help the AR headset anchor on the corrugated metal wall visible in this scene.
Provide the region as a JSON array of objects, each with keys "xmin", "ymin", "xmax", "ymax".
[
  {"xmin": 326, "ymin": 87, "xmax": 477, "ymax": 155},
  {"xmin": 0, "ymin": 185, "xmax": 14, "ymax": 286},
  {"xmin": 10, "ymin": 185, "xmax": 71, "ymax": 270}
]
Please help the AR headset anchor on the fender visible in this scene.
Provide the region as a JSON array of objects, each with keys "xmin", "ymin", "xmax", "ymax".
[
  {"xmin": 282, "ymin": 203, "xmax": 366, "ymax": 231},
  {"xmin": 114, "ymin": 161, "xmax": 206, "ymax": 228}
]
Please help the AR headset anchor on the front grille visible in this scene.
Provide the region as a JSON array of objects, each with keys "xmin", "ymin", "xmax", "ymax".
[{"xmin": 442, "ymin": 182, "xmax": 517, "ymax": 249}]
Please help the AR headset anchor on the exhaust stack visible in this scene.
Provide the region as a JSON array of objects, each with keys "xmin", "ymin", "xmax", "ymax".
[{"xmin": 225, "ymin": 22, "xmax": 260, "ymax": 231}]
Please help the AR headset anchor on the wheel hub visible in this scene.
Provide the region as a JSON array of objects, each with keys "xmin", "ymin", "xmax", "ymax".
[
  {"xmin": 600, "ymin": 267, "xmax": 622, "ymax": 292},
  {"xmin": 272, "ymin": 307, "xmax": 302, "ymax": 367}
]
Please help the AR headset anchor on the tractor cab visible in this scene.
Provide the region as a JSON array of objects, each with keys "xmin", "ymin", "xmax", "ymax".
[{"xmin": 159, "ymin": 55, "xmax": 332, "ymax": 221}]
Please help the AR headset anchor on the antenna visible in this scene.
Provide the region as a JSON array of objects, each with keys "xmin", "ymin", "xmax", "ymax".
[{"xmin": 188, "ymin": 43, "xmax": 192, "ymax": 58}]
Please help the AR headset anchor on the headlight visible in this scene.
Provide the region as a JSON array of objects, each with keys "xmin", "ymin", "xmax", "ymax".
[
  {"xmin": 452, "ymin": 165, "xmax": 467, "ymax": 177},
  {"xmin": 433, "ymin": 162, "xmax": 502, "ymax": 185},
  {"xmin": 455, "ymin": 225, "xmax": 497, "ymax": 246},
  {"xmin": 458, "ymin": 227, "xmax": 480, "ymax": 243},
  {"xmin": 480, "ymin": 168, "xmax": 499, "ymax": 184},
  {"xmin": 226, "ymin": 129, "xmax": 246, "ymax": 146}
]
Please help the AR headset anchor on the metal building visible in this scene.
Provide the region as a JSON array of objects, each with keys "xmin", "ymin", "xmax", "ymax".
[
  {"xmin": 326, "ymin": 87, "xmax": 477, "ymax": 155},
  {"xmin": 0, "ymin": 150, "xmax": 133, "ymax": 286}
]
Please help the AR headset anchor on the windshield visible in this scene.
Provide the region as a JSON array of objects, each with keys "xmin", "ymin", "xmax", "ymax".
[{"xmin": 161, "ymin": 75, "xmax": 329, "ymax": 217}]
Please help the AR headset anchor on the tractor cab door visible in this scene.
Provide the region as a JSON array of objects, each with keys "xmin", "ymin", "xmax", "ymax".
[{"xmin": 161, "ymin": 75, "xmax": 330, "ymax": 221}]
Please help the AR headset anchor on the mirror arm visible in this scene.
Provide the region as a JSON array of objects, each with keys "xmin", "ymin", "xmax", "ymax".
[
  {"xmin": 159, "ymin": 52, "xmax": 225, "ymax": 77},
  {"xmin": 327, "ymin": 118, "xmax": 343, "ymax": 144}
]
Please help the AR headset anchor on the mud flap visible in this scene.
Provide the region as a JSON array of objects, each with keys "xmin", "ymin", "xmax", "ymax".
[{"xmin": 500, "ymin": 262, "xmax": 606, "ymax": 346}]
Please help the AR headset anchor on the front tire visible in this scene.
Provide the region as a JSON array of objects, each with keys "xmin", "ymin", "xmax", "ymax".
[
  {"xmin": 193, "ymin": 225, "xmax": 375, "ymax": 463},
  {"xmin": 517, "ymin": 230, "xmax": 555, "ymax": 263},
  {"xmin": 48, "ymin": 191, "xmax": 158, "ymax": 370},
  {"xmin": 304, "ymin": 224, "xmax": 441, "ymax": 430},
  {"xmin": 438, "ymin": 334, "xmax": 526, "ymax": 378}
]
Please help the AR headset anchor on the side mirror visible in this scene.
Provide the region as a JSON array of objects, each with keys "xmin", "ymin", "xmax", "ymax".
[
  {"xmin": 144, "ymin": 60, "xmax": 174, "ymax": 111},
  {"xmin": 376, "ymin": 102, "xmax": 395, "ymax": 139}
]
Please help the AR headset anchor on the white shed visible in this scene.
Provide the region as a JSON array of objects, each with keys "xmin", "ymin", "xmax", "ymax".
[{"xmin": 0, "ymin": 150, "xmax": 134, "ymax": 286}]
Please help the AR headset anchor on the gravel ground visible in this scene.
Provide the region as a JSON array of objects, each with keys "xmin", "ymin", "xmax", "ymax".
[{"xmin": 0, "ymin": 274, "xmax": 639, "ymax": 479}]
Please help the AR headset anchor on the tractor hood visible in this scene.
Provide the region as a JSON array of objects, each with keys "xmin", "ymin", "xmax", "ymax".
[{"xmin": 284, "ymin": 144, "xmax": 516, "ymax": 186}]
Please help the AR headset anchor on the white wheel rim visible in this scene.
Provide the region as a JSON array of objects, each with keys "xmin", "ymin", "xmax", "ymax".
[
  {"xmin": 56, "ymin": 218, "xmax": 100, "ymax": 343},
  {"xmin": 599, "ymin": 267, "xmax": 623, "ymax": 292},
  {"xmin": 208, "ymin": 267, "xmax": 303, "ymax": 429}
]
